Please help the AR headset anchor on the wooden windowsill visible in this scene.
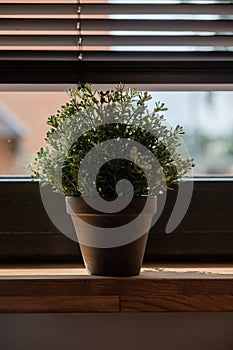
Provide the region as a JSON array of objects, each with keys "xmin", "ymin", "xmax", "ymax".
[{"xmin": 0, "ymin": 263, "xmax": 232, "ymax": 313}]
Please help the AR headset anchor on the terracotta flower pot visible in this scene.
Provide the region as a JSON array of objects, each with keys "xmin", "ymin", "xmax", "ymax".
[{"xmin": 66, "ymin": 196, "xmax": 157, "ymax": 276}]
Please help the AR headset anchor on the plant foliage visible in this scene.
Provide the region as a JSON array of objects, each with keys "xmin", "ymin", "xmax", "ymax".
[{"xmin": 29, "ymin": 84, "xmax": 194, "ymax": 197}]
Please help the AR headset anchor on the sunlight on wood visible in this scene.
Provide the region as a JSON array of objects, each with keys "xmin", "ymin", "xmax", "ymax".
[{"xmin": 0, "ymin": 264, "xmax": 232, "ymax": 279}]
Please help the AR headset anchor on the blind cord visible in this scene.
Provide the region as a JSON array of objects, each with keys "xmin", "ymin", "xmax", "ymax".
[{"xmin": 77, "ymin": 0, "xmax": 83, "ymax": 61}]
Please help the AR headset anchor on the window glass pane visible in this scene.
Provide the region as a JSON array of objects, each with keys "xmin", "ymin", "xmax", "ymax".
[
  {"xmin": 0, "ymin": 88, "xmax": 232, "ymax": 175},
  {"xmin": 149, "ymin": 91, "xmax": 233, "ymax": 175},
  {"xmin": 0, "ymin": 90, "xmax": 68, "ymax": 175}
]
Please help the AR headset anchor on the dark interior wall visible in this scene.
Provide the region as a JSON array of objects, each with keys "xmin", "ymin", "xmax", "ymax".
[{"xmin": 0, "ymin": 313, "xmax": 232, "ymax": 350}]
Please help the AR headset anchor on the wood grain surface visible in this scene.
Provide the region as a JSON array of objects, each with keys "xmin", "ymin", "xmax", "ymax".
[{"xmin": 0, "ymin": 264, "xmax": 232, "ymax": 313}]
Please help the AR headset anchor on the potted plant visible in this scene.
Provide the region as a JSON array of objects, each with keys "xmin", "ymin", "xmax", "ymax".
[{"xmin": 30, "ymin": 84, "xmax": 194, "ymax": 276}]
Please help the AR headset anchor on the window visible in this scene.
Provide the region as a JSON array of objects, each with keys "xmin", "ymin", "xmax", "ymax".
[
  {"xmin": 0, "ymin": 88, "xmax": 233, "ymax": 176},
  {"xmin": 0, "ymin": 0, "xmax": 232, "ymax": 263}
]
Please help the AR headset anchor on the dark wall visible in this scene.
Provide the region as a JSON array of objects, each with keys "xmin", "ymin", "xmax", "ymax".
[{"xmin": 0, "ymin": 313, "xmax": 233, "ymax": 350}]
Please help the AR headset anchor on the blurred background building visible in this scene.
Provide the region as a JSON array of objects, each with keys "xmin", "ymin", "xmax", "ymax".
[
  {"xmin": 0, "ymin": 89, "xmax": 232, "ymax": 176},
  {"xmin": 0, "ymin": 100, "xmax": 27, "ymax": 174}
]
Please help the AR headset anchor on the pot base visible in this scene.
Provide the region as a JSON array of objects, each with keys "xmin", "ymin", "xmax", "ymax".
[
  {"xmin": 66, "ymin": 196, "xmax": 157, "ymax": 277},
  {"xmin": 80, "ymin": 232, "xmax": 149, "ymax": 277}
]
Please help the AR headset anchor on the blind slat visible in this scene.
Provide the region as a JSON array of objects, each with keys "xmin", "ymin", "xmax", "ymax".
[
  {"xmin": 0, "ymin": 35, "xmax": 77, "ymax": 46},
  {"xmin": 0, "ymin": 19, "xmax": 77, "ymax": 31},
  {"xmin": 0, "ymin": 3, "xmax": 233, "ymax": 16},
  {"xmin": 0, "ymin": 35, "xmax": 232, "ymax": 47},
  {"xmin": 81, "ymin": 19, "xmax": 233, "ymax": 32},
  {"xmin": 0, "ymin": 19, "xmax": 232, "ymax": 32},
  {"xmin": 0, "ymin": 50, "xmax": 77, "ymax": 60},
  {"xmin": 81, "ymin": 4, "xmax": 233, "ymax": 16},
  {"xmin": 1, "ymin": 50, "xmax": 233, "ymax": 62},
  {"xmin": 0, "ymin": 4, "xmax": 77, "ymax": 15},
  {"xmin": 81, "ymin": 50, "xmax": 233, "ymax": 62},
  {"xmin": 82, "ymin": 35, "xmax": 233, "ymax": 47}
]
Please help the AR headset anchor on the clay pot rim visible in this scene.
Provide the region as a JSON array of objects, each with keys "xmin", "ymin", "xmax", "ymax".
[{"xmin": 66, "ymin": 195, "xmax": 157, "ymax": 216}]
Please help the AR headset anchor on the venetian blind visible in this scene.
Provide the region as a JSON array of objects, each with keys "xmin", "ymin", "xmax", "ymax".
[{"xmin": 0, "ymin": 0, "xmax": 233, "ymax": 83}]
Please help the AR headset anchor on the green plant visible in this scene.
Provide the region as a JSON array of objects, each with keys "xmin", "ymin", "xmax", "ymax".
[{"xmin": 29, "ymin": 83, "xmax": 194, "ymax": 197}]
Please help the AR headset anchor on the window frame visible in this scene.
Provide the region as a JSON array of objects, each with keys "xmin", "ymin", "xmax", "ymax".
[
  {"xmin": 0, "ymin": 56, "xmax": 233, "ymax": 263},
  {"xmin": 0, "ymin": 177, "xmax": 232, "ymax": 263}
]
